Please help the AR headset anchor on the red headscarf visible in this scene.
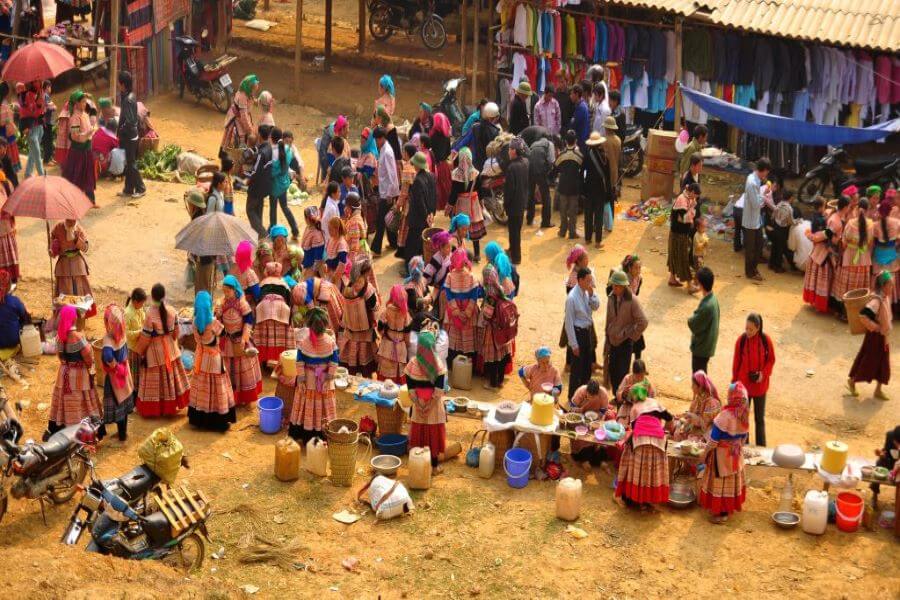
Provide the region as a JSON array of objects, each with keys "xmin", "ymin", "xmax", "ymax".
[
  {"xmin": 566, "ymin": 245, "xmax": 587, "ymax": 269},
  {"xmin": 430, "ymin": 112, "xmax": 451, "ymax": 138},
  {"xmin": 57, "ymin": 305, "xmax": 78, "ymax": 342}
]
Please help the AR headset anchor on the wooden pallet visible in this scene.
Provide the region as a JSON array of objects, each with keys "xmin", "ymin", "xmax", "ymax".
[{"xmin": 151, "ymin": 484, "xmax": 211, "ymax": 537}]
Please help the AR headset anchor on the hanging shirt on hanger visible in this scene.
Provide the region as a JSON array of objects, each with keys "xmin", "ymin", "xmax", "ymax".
[
  {"xmin": 511, "ymin": 52, "xmax": 527, "ymax": 90},
  {"xmin": 633, "ymin": 71, "xmax": 650, "ymax": 111},
  {"xmin": 512, "ymin": 2, "xmax": 528, "ymax": 46},
  {"xmin": 875, "ymin": 54, "xmax": 892, "ymax": 105},
  {"xmin": 596, "ymin": 19, "xmax": 607, "ymax": 63}
]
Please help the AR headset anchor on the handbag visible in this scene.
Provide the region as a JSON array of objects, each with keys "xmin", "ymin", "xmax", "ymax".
[
  {"xmin": 356, "ymin": 475, "xmax": 414, "ymax": 520},
  {"xmin": 466, "ymin": 429, "xmax": 488, "ymax": 467}
]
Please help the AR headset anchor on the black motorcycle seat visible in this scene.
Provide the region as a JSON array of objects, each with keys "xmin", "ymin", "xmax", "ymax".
[
  {"xmin": 117, "ymin": 465, "xmax": 160, "ymax": 501},
  {"xmin": 853, "ymin": 155, "xmax": 896, "ymax": 173},
  {"xmin": 143, "ymin": 511, "xmax": 173, "ymax": 546},
  {"xmin": 37, "ymin": 426, "xmax": 79, "ymax": 460}
]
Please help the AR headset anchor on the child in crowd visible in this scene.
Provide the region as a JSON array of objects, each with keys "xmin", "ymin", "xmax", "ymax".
[
  {"xmin": 689, "ymin": 216, "xmax": 709, "ymax": 294},
  {"xmin": 221, "ymin": 157, "xmax": 235, "ymax": 215},
  {"xmin": 810, "ymin": 197, "xmax": 827, "ymax": 234},
  {"xmin": 325, "ymin": 216, "xmax": 349, "ymax": 287},
  {"xmin": 301, "ymin": 206, "xmax": 326, "ymax": 278},
  {"xmin": 321, "ymin": 181, "xmax": 342, "ymax": 243}
]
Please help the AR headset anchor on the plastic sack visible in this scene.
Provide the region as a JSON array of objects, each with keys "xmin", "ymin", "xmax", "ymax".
[
  {"xmin": 137, "ymin": 428, "xmax": 184, "ymax": 484},
  {"xmin": 358, "ymin": 475, "xmax": 414, "ymax": 520},
  {"xmin": 409, "ymin": 329, "xmax": 448, "ymax": 362},
  {"xmin": 107, "ymin": 148, "xmax": 126, "ymax": 176},
  {"xmin": 603, "ymin": 202, "xmax": 614, "ymax": 232},
  {"xmin": 789, "ymin": 220, "xmax": 813, "ymax": 270},
  {"xmin": 181, "ymin": 349, "xmax": 195, "ymax": 372}
]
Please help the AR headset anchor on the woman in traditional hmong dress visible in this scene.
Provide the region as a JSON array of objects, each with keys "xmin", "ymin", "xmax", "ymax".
[
  {"xmin": 0, "ymin": 204, "xmax": 18, "ymax": 282},
  {"xmin": 288, "ymin": 307, "xmax": 339, "ymax": 442},
  {"xmin": 291, "ymin": 275, "xmax": 342, "ymax": 334},
  {"xmin": 0, "ymin": 83, "xmax": 20, "ymax": 168},
  {"xmin": 325, "ymin": 217, "xmax": 350, "ymax": 289},
  {"xmin": 134, "ymin": 284, "xmax": 190, "ymax": 417},
  {"xmin": 674, "ymin": 370, "xmax": 721, "ymax": 442},
  {"xmin": 873, "ymin": 199, "xmax": 900, "ymax": 309},
  {"xmin": 61, "ymin": 90, "xmax": 97, "ymax": 203},
  {"xmin": 803, "ymin": 196, "xmax": 849, "ymax": 313},
  {"xmin": 301, "ymin": 207, "xmax": 327, "ymax": 279},
  {"xmin": 100, "ymin": 304, "xmax": 135, "ymax": 441},
  {"xmin": 270, "ymin": 225, "xmax": 293, "ymax": 283},
  {"xmin": 479, "ymin": 261, "xmax": 514, "ymax": 390},
  {"xmin": 833, "ymin": 199, "xmax": 874, "ymax": 305},
  {"xmin": 252, "ymin": 262, "xmax": 293, "ymax": 368},
  {"xmin": 339, "ymin": 258, "xmax": 380, "ymax": 376},
  {"xmin": 234, "ymin": 240, "xmax": 261, "ymax": 306},
  {"xmin": 448, "ymin": 214, "xmax": 473, "ymax": 260},
  {"xmin": 404, "ymin": 256, "xmax": 430, "ymax": 314},
  {"xmin": 377, "ymin": 284, "xmax": 412, "ymax": 382},
  {"xmin": 188, "ymin": 291, "xmax": 236, "ymax": 432},
  {"xmin": 430, "ymin": 112, "xmax": 453, "ymax": 212},
  {"xmin": 448, "ymin": 147, "xmax": 485, "ymax": 262},
  {"xmin": 614, "ymin": 359, "xmax": 656, "ymax": 426},
  {"xmin": 124, "ymin": 288, "xmax": 146, "ymax": 390},
  {"xmin": 49, "ymin": 219, "xmax": 96, "ymax": 317},
  {"xmin": 406, "ymin": 330, "xmax": 448, "ymax": 474},
  {"xmin": 620, "ymin": 254, "xmax": 645, "ymax": 359},
  {"xmin": 518, "ymin": 346, "xmax": 563, "ymax": 396},
  {"xmin": 221, "ymin": 74, "xmax": 258, "ymax": 151},
  {"xmin": 699, "ymin": 382, "xmax": 750, "ymax": 523},
  {"xmin": 218, "ymin": 276, "xmax": 263, "ymax": 405},
  {"xmin": 374, "ymin": 74, "xmax": 396, "ymax": 119},
  {"xmin": 615, "ymin": 383, "xmax": 672, "ymax": 510},
  {"xmin": 847, "ymin": 271, "xmax": 893, "ymax": 401},
  {"xmin": 344, "ymin": 193, "xmax": 378, "ymax": 292},
  {"xmin": 395, "ymin": 143, "xmax": 418, "ymax": 256},
  {"xmin": 667, "ymin": 186, "xmax": 696, "ymax": 286},
  {"xmin": 443, "ymin": 248, "xmax": 480, "ymax": 363},
  {"xmin": 47, "ymin": 305, "xmax": 101, "ymax": 438}
]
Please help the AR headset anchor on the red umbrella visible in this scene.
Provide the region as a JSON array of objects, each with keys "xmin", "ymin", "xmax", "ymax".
[
  {"xmin": 2, "ymin": 175, "xmax": 93, "ymax": 220},
  {"xmin": 1, "ymin": 41, "xmax": 75, "ymax": 82}
]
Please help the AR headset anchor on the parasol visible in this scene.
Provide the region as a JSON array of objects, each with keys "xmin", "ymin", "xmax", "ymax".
[
  {"xmin": 175, "ymin": 212, "xmax": 258, "ymax": 257},
  {"xmin": 1, "ymin": 175, "xmax": 94, "ymax": 301},
  {"xmin": 1, "ymin": 41, "xmax": 76, "ymax": 82}
]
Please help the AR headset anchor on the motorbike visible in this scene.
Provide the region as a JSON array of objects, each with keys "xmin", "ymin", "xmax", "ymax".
[
  {"xmin": 175, "ymin": 33, "xmax": 237, "ymax": 114},
  {"xmin": 620, "ymin": 124, "xmax": 645, "ymax": 178},
  {"xmin": 368, "ymin": 0, "xmax": 449, "ymax": 50},
  {"xmin": 480, "ymin": 173, "xmax": 508, "ymax": 226},
  {"xmin": 798, "ymin": 147, "xmax": 900, "ymax": 204},
  {"xmin": 0, "ymin": 418, "xmax": 96, "ymax": 524},
  {"xmin": 436, "ymin": 78, "xmax": 475, "ymax": 138},
  {"xmin": 62, "ymin": 457, "xmax": 207, "ymax": 572}
]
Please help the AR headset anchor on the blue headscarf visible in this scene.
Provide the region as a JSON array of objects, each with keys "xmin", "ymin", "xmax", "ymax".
[
  {"xmin": 361, "ymin": 130, "xmax": 379, "ymax": 158},
  {"xmin": 379, "ymin": 74, "xmax": 395, "ymax": 97},
  {"xmin": 269, "ymin": 224, "xmax": 289, "ymax": 239},
  {"xmin": 484, "ymin": 241, "xmax": 502, "ymax": 264},
  {"xmin": 449, "ymin": 213, "xmax": 471, "ymax": 234},
  {"xmin": 535, "ymin": 346, "xmax": 551, "ymax": 359},
  {"xmin": 193, "ymin": 291, "xmax": 213, "ymax": 333},
  {"xmin": 494, "ymin": 253, "xmax": 512, "ymax": 283},
  {"xmin": 222, "ymin": 274, "xmax": 244, "ymax": 298}
]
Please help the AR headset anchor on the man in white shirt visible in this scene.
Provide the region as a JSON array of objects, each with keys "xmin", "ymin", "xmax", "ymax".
[
  {"xmin": 321, "ymin": 181, "xmax": 341, "ymax": 244},
  {"xmin": 371, "ymin": 126, "xmax": 399, "ymax": 256},
  {"xmin": 590, "ymin": 83, "xmax": 611, "ymax": 136}
]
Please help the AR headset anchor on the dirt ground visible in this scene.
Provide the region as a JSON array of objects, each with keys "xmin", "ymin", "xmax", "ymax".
[{"xmin": 0, "ymin": 50, "xmax": 898, "ymax": 599}]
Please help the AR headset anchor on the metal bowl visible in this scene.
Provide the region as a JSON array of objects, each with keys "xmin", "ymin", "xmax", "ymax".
[
  {"xmin": 772, "ymin": 511, "xmax": 800, "ymax": 529},
  {"xmin": 667, "ymin": 482, "xmax": 697, "ymax": 508},
  {"xmin": 370, "ymin": 454, "xmax": 402, "ymax": 477}
]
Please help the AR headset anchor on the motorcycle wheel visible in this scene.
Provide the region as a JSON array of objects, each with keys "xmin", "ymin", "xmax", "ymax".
[
  {"xmin": 178, "ymin": 78, "xmax": 185, "ymax": 100},
  {"xmin": 623, "ymin": 150, "xmax": 643, "ymax": 178},
  {"xmin": 485, "ymin": 189, "xmax": 508, "ymax": 226},
  {"xmin": 420, "ymin": 17, "xmax": 447, "ymax": 50},
  {"xmin": 48, "ymin": 458, "xmax": 87, "ymax": 504},
  {"xmin": 163, "ymin": 532, "xmax": 206, "ymax": 573},
  {"xmin": 211, "ymin": 82, "xmax": 230, "ymax": 114},
  {"xmin": 369, "ymin": 5, "xmax": 394, "ymax": 41},
  {"xmin": 798, "ymin": 175, "xmax": 827, "ymax": 204}
]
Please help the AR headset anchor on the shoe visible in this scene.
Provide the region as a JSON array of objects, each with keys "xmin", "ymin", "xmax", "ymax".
[
  {"xmin": 557, "ymin": 230, "xmax": 566, "ymax": 238},
  {"xmin": 749, "ymin": 273, "xmax": 763, "ymax": 282},
  {"xmin": 568, "ymin": 235, "xmax": 578, "ymax": 240},
  {"xmin": 540, "ymin": 223, "xmax": 555, "ymax": 229},
  {"xmin": 371, "ymin": 250, "xmax": 382, "ymax": 258},
  {"xmin": 594, "ymin": 241, "xmax": 603, "ymax": 249},
  {"xmin": 131, "ymin": 191, "xmax": 146, "ymax": 199}
]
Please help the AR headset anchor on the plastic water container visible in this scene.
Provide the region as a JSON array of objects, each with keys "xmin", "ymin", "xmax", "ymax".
[
  {"xmin": 274, "ymin": 437, "xmax": 301, "ymax": 481},
  {"xmin": 835, "ymin": 491, "xmax": 864, "ymax": 533},
  {"xmin": 257, "ymin": 396, "xmax": 284, "ymax": 434},
  {"xmin": 407, "ymin": 447, "xmax": 432, "ymax": 490},
  {"xmin": 19, "ymin": 325, "xmax": 41, "ymax": 358},
  {"xmin": 450, "ymin": 355, "xmax": 473, "ymax": 390},
  {"xmin": 801, "ymin": 490, "xmax": 829, "ymax": 535},
  {"xmin": 279, "ymin": 350, "xmax": 297, "ymax": 377},
  {"xmin": 556, "ymin": 477, "xmax": 582, "ymax": 521},
  {"xmin": 478, "ymin": 443, "xmax": 495, "ymax": 479},
  {"xmin": 504, "ymin": 448, "xmax": 532, "ymax": 489},
  {"xmin": 306, "ymin": 437, "xmax": 329, "ymax": 476}
]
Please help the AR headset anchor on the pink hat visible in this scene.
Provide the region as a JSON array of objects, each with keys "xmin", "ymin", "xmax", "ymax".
[{"xmin": 842, "ymin": 184, "xmax": 859, "ymax": 197}]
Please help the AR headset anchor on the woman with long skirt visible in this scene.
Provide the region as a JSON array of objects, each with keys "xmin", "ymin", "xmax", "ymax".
[
  {"xmin": 674, "ymin": 370, "xmax": 721, "ymax": 441},
  {"xmin": 234, "ymin": 240, "xmax": 261, "ymax": 306},
  {"xmin": 124, "ymin": 288, "xmax": 147, "ymax": 390},
  {"xmin": 699, "ymin": 382, "xmax": 750, "ymax": 523},
  {"xmin": 338, "ymin": 258, "xmax": 380, "ymax": 376},
  {"xmin": 134, "ymin": 284, "xmax": 190, "ymax": 417},
  {"xmin": 188, "ymin": 291, "xmax": 236, "ymax": 432},
  {"xmin": 803, "ymin": 196, "xmax": 849, "ymax": 313},
  {"xmin": 253, "ymin": 262, "xmax": 293, "ymax": 368},
  {"xmin": 100, "ymin": 304, "xmax": 135, "ymax": 441},
  {"xmin": 479, "ymin": 261, "xmax": 514, "ymax": 390},
  {"xmin": 49, "ymin": 219, "xmax": 96, "ymax": 317},
  {"xmin": 443, "ymin": 248, "xmax": 480, "ymax": 364},
  {"xmin": 47, "ymin": 305, "xmax": 101, "ymax": 439},
  {"xmin": 288, "ymin": 308, "xmax": 339, "ymax": 442},
  {"xmin": 430, "ymin": 112, "xmax": 453, "ymax": 212},
  {"xmin": 847, "ymin": 271, "xmax": 893, "ymax": 401},
  {"xmin": 291, "ymin": 275, "xmax": 343, "ymax": 334},
  {"xmin": 615, "ymin": 383, "xmax": 672, "ymax": 510},
  {"xmin": 406, "ymin": 330, "xmax": 449, "ymax": 474},
  {"xmin": 61, "ymin": 90, "xmax": 97, "ymax": 203},
  {"xmin": 833, "ymin": 199, "xmax": 874, "ymax": 305},
  {"xmin": 448, "ymin": 147, "xmax": 485, "ymax": 262},
  {"xmin": 218, "ymin": 275, "xmax": 263, "ymax": 405},
  {"xmin": 377, "ymin": 284, "xmax": 412, "ymax": 382}
]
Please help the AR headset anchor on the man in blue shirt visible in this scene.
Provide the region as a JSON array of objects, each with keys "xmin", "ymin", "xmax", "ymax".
[
  {"xmin": 565, "ymin": 267, "xmax": 600, "ymax": 398},
  {"xmin": 568, "ymin": 84, "xmax": 590, "ymax": 154},
  {"xmin": 741, "ymin": 157, "xmax": 771, "ymax": 282}
]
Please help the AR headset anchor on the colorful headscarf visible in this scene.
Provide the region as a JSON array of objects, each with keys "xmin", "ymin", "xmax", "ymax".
[
  {"xmin": 361, "ymin": 127, "xmax": 379, "ymax": 158},
  {"xmin": 0, "ymin": 269, "xmax": 9, "ymax": 303},
  {"xmin": 449, "ymin": 213, "xmax": 470, "ymax": 234},
  {"xmin": 334, "ymin": 115, "xmax": 348, "ymax": 135},
  {"xmin": 98, "ymin": 97, "xmax": 112, "ymax": 108},
  {"xmin": 375, "ymin": 105, "xmax": 392, "ymax": 126},
  {"xmin": 714, "ymin": 382, "xmax": 750, "ymax": 437},
  {"xmin": 349, "ymin": 256, "xmax": 371, "ymax": 285},
  {"xmin": 431, "ymin": 230, "xmax": 451, "ymax": 251},
  {"xmin": 622, "ymin": 254, "xmax": 640, "ymax": 272},
  {"xmin": 405, "ymin": 256, "xmax": 425, "ymax": 284},
  {"xmin": 269, "ymin": 224, "xmax": 289, "ymax": 239},
  {"xmin": 235, "ymin": 240, "xmax": 254, "ymax": 273},
  {"xmin": 535, "ymin": 346, "xmax": 551, "ymax": 359},
  {"xmin": 306, "ymin": 306, "xmax": 330, "ymax": 338},
  {"xmin": 484, "ymin": 241, "xmax": 502, "ymax": 264},
  {"xmin": 222, "ymin": 274, "xmax": 244, "ymax": 298},
  {"xmin": 566, "ymin": 245, "xmax": 587, "ymax": 269},
  {"xmin": 866, "ymin": 185, "xmax": 883, "ymax": 198},
  {"xmin": 692, "ymin": 370, "xmax": 719, "ymax": 402},
  {"xmin": 494, "ymin": 253, "xmax": 512, "ymax": 283},
  {"xmin": 265, "ymin": 262, "xmax": 282, "ymax": 277},
  {"xmin": 450, "ymin": 247, "xmax": 470, "ymax": 271},
  {"xmin": 304, "ymin": 205, "xmax": 321, "ymax": 226},
  {"xmin": 258, "ymin": 90, "xmax": 274, "ymax": 112},
  {"xmin": 842, "ymin": 184, "xmax": 859, "ymax": 197},
  {"xmin": 256, "ymin": 241, "xmax": 273, "ymax": 262},
  {"xmin": 379, "ymin": 74, "xmax": 395, "ymax": 97},
  {"xmin": 452, "ymin": 146, "xmax": 478, "ymax": 186},
  {"xmin": 389, "ymin": 283, "xmax": 407, "ymax": 314},
  {"xmin": 194, "ymin": 291, "xmax": 213, "ymax": 334},
  {"xmin": 406, "ymin": 330, "xmax": 446, "ymax": 382},
  {"xmin": 887, "ymin": 189, "xmax": 897, "ymax": 200},
  {"xmin": 431, "ymin": 112, "xmax": 450, "ymax": 138},
  {"xmin": 239, "ymin": 74, "xmax": 259, "ymax": 96},
  {"xmin": 57, "ymin": 305, "xmax": 78, "ymax": 342},
  {"xmin": 875, "ymin": 270, "xmax": 893, "ymax": 290},
  {"xmin": 104, "ymin": 304, "xmax": 126, "ymax": 345},
  {"xmin": 69, "ymin": 89, "xmax": 85, "ymax": 106},
  {"xmin": 482, "ymin": 264, "xmax": 508, "ymax": 301},
  {"xmin": 419, "ymin": 101, "xmax": 433, "ymax": 114}
]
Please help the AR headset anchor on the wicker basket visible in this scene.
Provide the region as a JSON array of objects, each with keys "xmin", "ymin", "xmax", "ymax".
[
  {"xmin": 324, "ymin": 418, "xmax": 359, "ymax": 444},
  {"xmin": 138, "ymin": 136, "xmax": 160, "ymax": 157},
  {"xmin": 422, "ymin": 227, "xmax": 443, "ymax": 264},
  {"xmin": 375, "ymin": 403, "xmax": 406, "ymax": 435},
  {"xmin": 515, "ymin": 432, "xmax": 553, "ymax": 475},
  {"xmin": 327, "ymin": 435, "xmax": 370, "ymax": 487},
  {"xmin": 488, "ymin": 429, "xmax": 515, "ymax": 468}
]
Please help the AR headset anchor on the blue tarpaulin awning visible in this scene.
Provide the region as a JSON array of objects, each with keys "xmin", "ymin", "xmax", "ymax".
[{"xmin": 680, "ymin": 85, "xmax": 900, "ymax": 146}]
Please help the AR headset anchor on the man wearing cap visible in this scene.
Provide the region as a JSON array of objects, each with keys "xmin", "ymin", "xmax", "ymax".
[
  {"xmin": 504, "ymin": 137, "xmax": 530, "ymax": 264},
  {"xmin": 605, "ymin": 269, "xmax": 648, "ymax": 394},
  {"xmin": 509, "ymin": 81, "xmax": 532, "ymax": 136},
  {"xmin": 405, "ymin": 151, "xmax": 437, "ymax": 262},
  {"xmin": 371, "ymin": 126, "xmax": 399, "ymax": 256},
  {"xmin": 602, "ymin": 116, "xmax": 622, "ymax": 202},
  {"xmin": 583, "ymin": 132, "xmax": 612, "ymax": 248}
]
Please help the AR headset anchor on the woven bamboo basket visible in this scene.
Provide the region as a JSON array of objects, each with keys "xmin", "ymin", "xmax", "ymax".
[
  {"xmin": 488, "ymin": 429, "xmax": 515, "ymax": 468},
  {"xmin": 324, "ymin": 418, "xmax": 359, "ymax": 444},
  {"xmin": 375, "ymin": 403, "xmax": 406, "ymax": 435},
  {"xmin": 327, "ymin": 436, "xmax": 370, "ymax": 487}
]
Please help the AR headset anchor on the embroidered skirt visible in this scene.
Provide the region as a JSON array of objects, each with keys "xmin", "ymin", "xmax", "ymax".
[
  {"xmin": 253, "ymin": 320, "xmax": 293, "ymax": 364},
  {"xmin": 667, "ymin": 231, "xmax": 693, "ymax": 282},
  {"xmin": 50, "ymin": 363, "xmax": 101, "ymax": 426},
  {"xmin": 289, "ymin": 387, "xmax": 336, "ymax": 433},
  {"xmin": 102, "ymin": 379, "xmax": 135, "ymax": 425},
  {"xmin": 615, "ymin": 443, "xmax": 669, "ymax": 504},
  {"xmin": 409, "ymin": 422, "xmax": 446, "ymax": 458},
  {"xmin": 0, "ymin": 232, "xmax": 19, "ymax": 278},
  {"xmin": 849, "ymin": 331, "xmax": 890, "ymax": 385},
  {"xmin": 136, "ymin": 360, "xmax": 190, "ymax": 417},
  {"xmin": 698, "ymin": 451, "xmax": 746, "ymax": 515},
  {"xmin": 224, "ymin": 355, "xmax": 263, "ymax": 405},
  {"xmin": 832, "ymin": 264, "xmax": 871, "ymax": 301},
  {"xmin": 188, "ymin": 369, "xmax": 237, "ymax": 431},
  {"xmin": 339, "ymin": 331, "xmax": 377, "ymax": 371},
  {"xmin": 803, "ymin": 260, "xmax": 832, "ymax": 313}
]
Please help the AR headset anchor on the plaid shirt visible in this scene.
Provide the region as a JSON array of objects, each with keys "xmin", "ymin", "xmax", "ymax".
[{"xmin": 533, "ymin": 97, "xmax": 561, "ymax": 135}]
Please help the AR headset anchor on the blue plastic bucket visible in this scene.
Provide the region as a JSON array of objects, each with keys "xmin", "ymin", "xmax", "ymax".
[
  {"xmin": 503, "ymin": 448, "xmax": 532, "ymax": 489},
  {"xmin": 376, "ymin": 433, "xmax": 409, "ymax": 456},
  {"xmin": 257, "ymin": 396, "xmax": 283, "ymax": 434}
]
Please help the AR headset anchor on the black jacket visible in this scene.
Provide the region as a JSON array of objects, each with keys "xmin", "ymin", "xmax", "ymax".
[
  {"xmin": 118, "ymin": 91, "xmax": 140, "ymax": 141},
  {"xmin": 408, "ymin": 170, "xmax": 436, "ymax": 230},
  {"xmin": 582, "ymin": 147, "xmax": 611, "ymax": 203},
  {"xmin": 503, "ymin": 156, "xmax": 530, "ymax": 214},
  {"xmin": 471, "ymin": 119, "xmax": 500, "ymax": 170},
  {"xmin": 508, "ymin": 95, "xmax": 530, "ymax": 135},
  {"xmin": 552, "ymin": 146, "xmax": 582, "ymax": 196},
  {"xmin": 528, "ymin": 138, "xmax": 554, "ymax": 179},
  {"xmin": 248, "ymin": 142, "xmax": 273, "ymax": 198}
]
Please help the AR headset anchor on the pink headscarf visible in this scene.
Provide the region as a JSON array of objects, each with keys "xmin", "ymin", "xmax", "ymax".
[
  {"xmin": 566, "ymin": 245, "xmax": 587, "ymax": 269},
  {"xmin": 334, "ymin": 115, "xmax": 348, "ymax": 135},
  {"xmin": 714, "ymin": 382, "xmax": 750, "ymax": 438},
  {"xmin": 450, "ymin": 247, "xmax": 470, "ymax": 271},
  {"xmin": 431, "ymin": 112, "xmax": 451, "ymax": 138},
  {"xmin": 389, "ymin": 283, "xmax": 407, "ymax": 314},
  {"xmin": 431, "ymin": 230, "xmax": 451, "ymax": 251},
  {"xmin": 692, "ymin": 370, "xmax": 719, "ymax": 402},
  {"xmin": 842, "ymin": 184, "xmax": 859, "ymax": 197},
  {"xmin": 104, "ymin": 304, "xmax": 126, "ymax": 345},
  {"xmin": 235, "ymin": 240, "xmax": 254, "ymax": 273},
  {"xmin": 57, "ymin": 305, "xmax": 78, "ymax": 342}
]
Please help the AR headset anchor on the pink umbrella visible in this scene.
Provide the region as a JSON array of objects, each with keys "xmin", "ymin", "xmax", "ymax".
[{"xmin": 1, "ymin": 41, "xmax": 75, "ymax": 82}]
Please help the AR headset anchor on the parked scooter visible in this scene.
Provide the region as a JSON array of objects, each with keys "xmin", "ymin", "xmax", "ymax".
[
  {"xmin": 368, "ymin": 0, "xmax": 449, "ymax": 50},
  {"xmin": 0, "ymin": 418, "xmax": 96, "ymax": 524},
  {"xmin": 175, "ymin": 33, "xmax": 237, "ymax": 114},
  {"xmin": 798, "ymin": 147, "xmax": 900, "ymax": 204},
  {"xmin": 436, "ymin": 78, "xmax": 474, "ymax": 138},
  {"xmin": 62, "ymin": 456, "xmax": 208, "ymax": 572},
  {"xmin": 620, "ymin": 124, "xmax": 645, "ymax": 178},
  {"xmin": 480, "ymin": 173, "xmax": 508, "ymax": 226}
]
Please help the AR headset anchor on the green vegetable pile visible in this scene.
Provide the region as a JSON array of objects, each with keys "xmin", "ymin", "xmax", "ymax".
[{"xmin": 137, "ymin": 144, "xmax": 182, "ymax": 181}]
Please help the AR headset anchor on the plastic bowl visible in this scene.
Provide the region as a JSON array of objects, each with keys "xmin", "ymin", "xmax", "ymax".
[
  {"xmin": 335, "ymin": 378, "xmax": 349, "ymax": 390},
  {"xmin": 376, "ymin": 433, "xmax": 409, "ymax": 456},
  {"xmin": 873, "ymin": 466, "xmax": 890, "ymax": 480},
  {"xmin": 574, "ymin": 425, "xmax": 589, "ymax": 436},
  {"xmin": 584, "ymin": 411, "xmax": 599, "ymax": 422},
  {"xmin": 594, "ymin": 428, "xmax": 607, "ymax": 441},
  {"xmin": 370, "ymin": 454, "xmax": 402, "ymax": 477}
]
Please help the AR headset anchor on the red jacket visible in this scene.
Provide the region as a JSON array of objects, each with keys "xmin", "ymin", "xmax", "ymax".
[{"xmin": 731, "ymin": 333, "xmax": 775, "ymax": 397}]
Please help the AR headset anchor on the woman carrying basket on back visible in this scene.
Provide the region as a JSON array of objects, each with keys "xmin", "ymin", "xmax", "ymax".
[{"xmin": 220, "ymin": 74, "xmax": 259, "ymax": 158}]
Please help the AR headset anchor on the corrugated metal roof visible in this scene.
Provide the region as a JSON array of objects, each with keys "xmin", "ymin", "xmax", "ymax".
[{"xmin": 606, "ymin": 0, "xmax": 900, "ymax": 52}]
